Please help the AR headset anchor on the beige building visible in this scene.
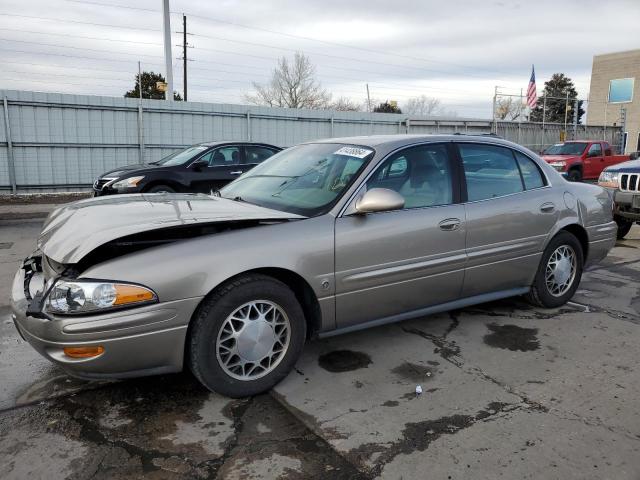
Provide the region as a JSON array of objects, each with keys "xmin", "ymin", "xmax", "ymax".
[{"xmin": 588, "ymin": 49, "xmax": 639, "ymax": 154}]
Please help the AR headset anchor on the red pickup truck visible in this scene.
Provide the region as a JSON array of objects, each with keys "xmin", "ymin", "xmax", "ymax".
[{"xmin": 541, "ymin": 140, "xmax": 630, "ymax": 181}]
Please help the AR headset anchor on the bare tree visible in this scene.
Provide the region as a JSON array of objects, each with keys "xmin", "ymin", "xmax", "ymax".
[
  {"xmin": 245, "ymin": 52, "xmax": 332, "ymax": 109},
  {"xmin": 330, "ymin": 97, "xmax": 361, "ymax": 111},
  {"xmin": 403, "ymin": 95, "xmax": 442, "ymax": 116},
  {"xmin": 495, "ymin": 97, "xmax": 522, "ymax": 121}
]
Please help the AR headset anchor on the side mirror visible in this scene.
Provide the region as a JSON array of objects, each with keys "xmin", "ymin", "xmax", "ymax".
[
  {"xmin": 354, "ymin": 188, "xmax": 405, "ymax": 214},
  {"xmin": 191, "ymin": 159, "xmax": 209, "ymax": 170}
]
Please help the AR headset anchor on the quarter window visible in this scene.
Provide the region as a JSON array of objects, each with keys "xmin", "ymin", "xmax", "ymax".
[
  {"xmin": 367, "ymin": 144, "xmax": 453, "ymax": 209},
  {"xmin": 460, "ymin": 144, "xmax": 523, "ymax": 201},
  {"xmin": 514, "ymin": 152, "xmax": 545, "ymax": 189}
]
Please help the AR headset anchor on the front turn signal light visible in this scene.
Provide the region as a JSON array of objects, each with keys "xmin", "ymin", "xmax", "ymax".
[
  {"xmin": 64, "ymin": 346, "xmax": 105, "ymax": 358},
  {"xmin": 113, "ymin": 284, "xmax": 156, "ymax": 306}
]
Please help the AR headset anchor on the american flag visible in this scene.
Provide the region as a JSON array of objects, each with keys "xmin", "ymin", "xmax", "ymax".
[{"xmin": 526, "ymin": 65, "xmax": 537, "ymax": 108}]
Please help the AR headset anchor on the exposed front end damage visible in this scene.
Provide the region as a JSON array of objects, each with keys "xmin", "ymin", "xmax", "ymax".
[{"xmin": 11, "ymin": 194, "xmax": 304, "ymax": 380}]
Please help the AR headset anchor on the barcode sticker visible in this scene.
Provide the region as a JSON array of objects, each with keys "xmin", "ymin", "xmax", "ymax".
[{"xmin": 333, "ymin": 146, "xmax": 373, "ymax": 158}]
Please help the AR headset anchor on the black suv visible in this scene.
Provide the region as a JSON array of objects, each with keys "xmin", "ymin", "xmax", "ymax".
[{"xmin": 93, "ymin": 141, "xmax": 281, "ymax": 196}]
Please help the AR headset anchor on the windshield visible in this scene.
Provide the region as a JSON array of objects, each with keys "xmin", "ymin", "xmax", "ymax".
[
  {"xmin": 153, "ymin": 145, "xmax": 209, "ymax": 166},
  {"xmin": 219, "ymin": 143, "xmax": 374, "ymax": 216},
  {"xmin": 543, "ymin": 142, "xmax": 587, "ymax": 156}
]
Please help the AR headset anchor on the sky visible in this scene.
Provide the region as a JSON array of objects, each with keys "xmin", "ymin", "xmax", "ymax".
[{"xmin": 0, "ymin": 0, "xmax": 638, "ymax": 118}]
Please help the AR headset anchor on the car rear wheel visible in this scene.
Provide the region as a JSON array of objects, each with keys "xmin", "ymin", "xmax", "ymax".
[
  {"xmin": 527, "ymin": 231, "xmax": 583, "ymax": 308},
  {"xmin": 615, "ymin": 217, "xmax": 633, "ymax": 239},
  {"xmin": 147, "ymin": 184, "xmax": 175, "ymax": 193},
  {"xmin": 567, "ymin": 168, "xmax": 582, "ymax": 182},
  {"xmin": 188, "ymin": 274, "xmax": 306, "ymax": 397}
]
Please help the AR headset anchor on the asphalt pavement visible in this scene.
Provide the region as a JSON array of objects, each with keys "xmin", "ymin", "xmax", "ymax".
[{"xmin": 1, "ymin": 208, "xmax": 640, "ymax": 479}]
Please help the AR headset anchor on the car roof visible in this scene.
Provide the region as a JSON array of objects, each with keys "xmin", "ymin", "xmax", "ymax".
[
  {"xmin": 197, "ymin": 141, "xmax": 279, "ymax": 147},
  {"xmin": 306, "ymin": 134, "xmax": 522, "ymax": 151}
]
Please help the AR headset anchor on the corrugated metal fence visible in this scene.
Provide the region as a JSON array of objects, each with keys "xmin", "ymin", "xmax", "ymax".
[{"xmin": 0, "ymin": 90, "xmax": 622, "ymax": 192}]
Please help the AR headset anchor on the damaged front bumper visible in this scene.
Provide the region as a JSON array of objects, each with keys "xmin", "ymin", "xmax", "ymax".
[{"xmin": 11, "ymin": 254, "xmax": 202, "ymax": 380}]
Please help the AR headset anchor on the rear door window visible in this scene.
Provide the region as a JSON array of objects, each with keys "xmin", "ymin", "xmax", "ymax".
[
  {"xmin": 245, "ymin": 146, "xmax": 279, "ymax": 165},
  {"xmin": 459, "ymin": 143, "xmax": 524, "ymax": 201}
]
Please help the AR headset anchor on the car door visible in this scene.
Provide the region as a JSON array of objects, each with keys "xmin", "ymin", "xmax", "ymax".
[
  {"xmin": 458, "ymin": 142, "xmax": 557, "ymax": 297},
  {"xmin": 189, "ymin": 145, "xmax": 243, "ymax": 193},
  {"xmin": 334, "ymin": 143, "xmax": 466, "ymax": 328},
  {"xmin": 584, "ymin": 142, "xmax": 604, "ymax": 179}
]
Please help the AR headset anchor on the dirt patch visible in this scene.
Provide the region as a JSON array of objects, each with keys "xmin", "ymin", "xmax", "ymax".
[
  {"xmin": 483, "ymin": 323, "xmax": 540, "ymax": 352},
  {"xmin": 318, "ymin": 350, "xmax": 372, "ymax": 373}
]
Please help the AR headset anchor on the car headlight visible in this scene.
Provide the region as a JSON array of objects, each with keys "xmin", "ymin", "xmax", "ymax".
[
  {"xmin": 111, "ymin": 176, "xmax": 145, "ymax": 189},
  {"xmin": 548, "ymin": 161, "xmax": 566, "ymax": 170},
  {"xmin": 45, "ymin": 280, "xmax": 157, "ymax": 315},
  {"xmin": 598, "ymin": 171, "xmax": 619, "ymax": 189}
]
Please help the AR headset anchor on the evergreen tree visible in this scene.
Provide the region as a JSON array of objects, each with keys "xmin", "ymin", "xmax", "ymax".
[
  {"xmin": 530, "ymin": 73, "xmax": 583, "ymax": 124},
  {"xmin": 125, "ymin": 71, "xmax": 182, "ymax": 101}
]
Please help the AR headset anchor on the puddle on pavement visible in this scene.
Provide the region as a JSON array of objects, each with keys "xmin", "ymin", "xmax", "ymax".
[
  {"xmin": 391, "ymin": 362, "xmax": 434, "ymax": 382},
  {"xmin": 318, "ymin": 350, "xmax": 372, "ymax": 373},
  {"xmin": 483, "ymin": 323, "xmax": 540, "ymax": 352}
]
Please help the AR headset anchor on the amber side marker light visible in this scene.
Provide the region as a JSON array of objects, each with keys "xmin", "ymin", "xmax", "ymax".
[
  {"xmin": 113, "ymin": 284, "xmax": 156, "ymax": 306},
  {"xmin": 63, "ymin": 346, "xmax": 105, "ymax": 358}
]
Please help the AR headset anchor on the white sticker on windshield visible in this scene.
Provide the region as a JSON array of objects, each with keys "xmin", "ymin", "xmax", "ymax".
[{"xmin": 333, "ymin": 146, "xmax": 373, "ymax": 158}]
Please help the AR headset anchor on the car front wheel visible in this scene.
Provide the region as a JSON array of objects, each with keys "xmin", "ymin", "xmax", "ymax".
[
  {"xmin": 527, "ymin": 231, "xmax": 583, "ymax": 308},
  {"xmin": 188, "ymin": 274, "xmax": 306, "ymax": 397},
  {"xmin": 615, "ymin": 217, "xmax": 633, "ymax": 239},
  {"xmin": 147, "ymin": 184, "xmax": 175, "ymax": 193}
]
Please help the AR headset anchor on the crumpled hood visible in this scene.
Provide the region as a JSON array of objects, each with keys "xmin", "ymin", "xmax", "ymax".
[
  {"xmin": 38, "ymin": 193, "xmax": 303, "ymax": 264},
  {"xmin": 541, "ymin": 155, "xmax": 580, "ymax": 163}
]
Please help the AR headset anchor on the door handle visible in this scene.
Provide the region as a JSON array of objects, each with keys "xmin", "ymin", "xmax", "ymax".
[
  {"xmin": 540, "ymin": 202, "xmax": 555, "ymax": 213},
  {"xmin": 438, "ymin": 218, "xmax": 461, "ymax": 231},
  {"xmin": 230, "ymin": 170, "xmax": 243, "ymax": 175}
]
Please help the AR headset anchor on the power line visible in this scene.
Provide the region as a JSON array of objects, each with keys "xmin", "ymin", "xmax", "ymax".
[
  {"xmin": 65, "ymin": 0, "xmax": 158, "ymax": 13},
  {"xmin": 0, "ymin": 69, "xmax": 132, "ymax": 83},
  {"xmin": 0, "ymin": 37, "xmax": 163, "ymax": 59},
  {"xmin": 0, "ymin": 12, "xmax": 161, "ymax": 31},
  {"xmin": 0, "ymin": 27, "xmax": 163, "ymax": 46},
  {"xmin": 190, "ymin": 32, "xmax": 498, "ymax": 80},
  {"xmin": 62, "ymin": 1, "xmax": 517, "ymax": 78},
  {"xmin": 0, "ymin": 47, "xmax": 164, "ymax": 67}
]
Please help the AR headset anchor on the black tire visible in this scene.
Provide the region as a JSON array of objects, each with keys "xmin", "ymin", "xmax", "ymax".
[
  {"xmin": 615, "ymin": 217, "xmax": 633, "ymax": 240},
  {"xmin": 188, "ymin": 274, "xmax": 306, "ymax": 397},
  {"xmin": 527, "ymin": 231, "xmax": 584, "ymax": 308},
  {"xmin": 567, "ymin": 168, "xmax": 582, "ymax": 182},
  {"xmin": 146, "ymin": 184, "xmax": 175, "ymax": 193}
]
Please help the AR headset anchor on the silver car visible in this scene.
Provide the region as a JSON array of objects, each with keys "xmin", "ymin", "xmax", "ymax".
[{"xmin": 11, "ymin": 135, "xmax": 617, "ymax": 397}]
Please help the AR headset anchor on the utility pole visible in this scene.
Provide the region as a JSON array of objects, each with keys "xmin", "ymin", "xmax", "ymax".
[
  {"xmin": 366, "ymin": 83, "xmax": 371, "ymax": 112},
  {"xmin": 492, "ymin": 86, "xmax": 498, "ymax": 133},
  {"xmin": 182, "ymin": 14, "xmax": 187, "ymax": 101},
  {"xmin": 162, "ymin": 0, "xmax": 174, "ymax": 102},
  {"xmin": 138, "ymin": 61, "xmax": 143, "ymax": 102}
]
